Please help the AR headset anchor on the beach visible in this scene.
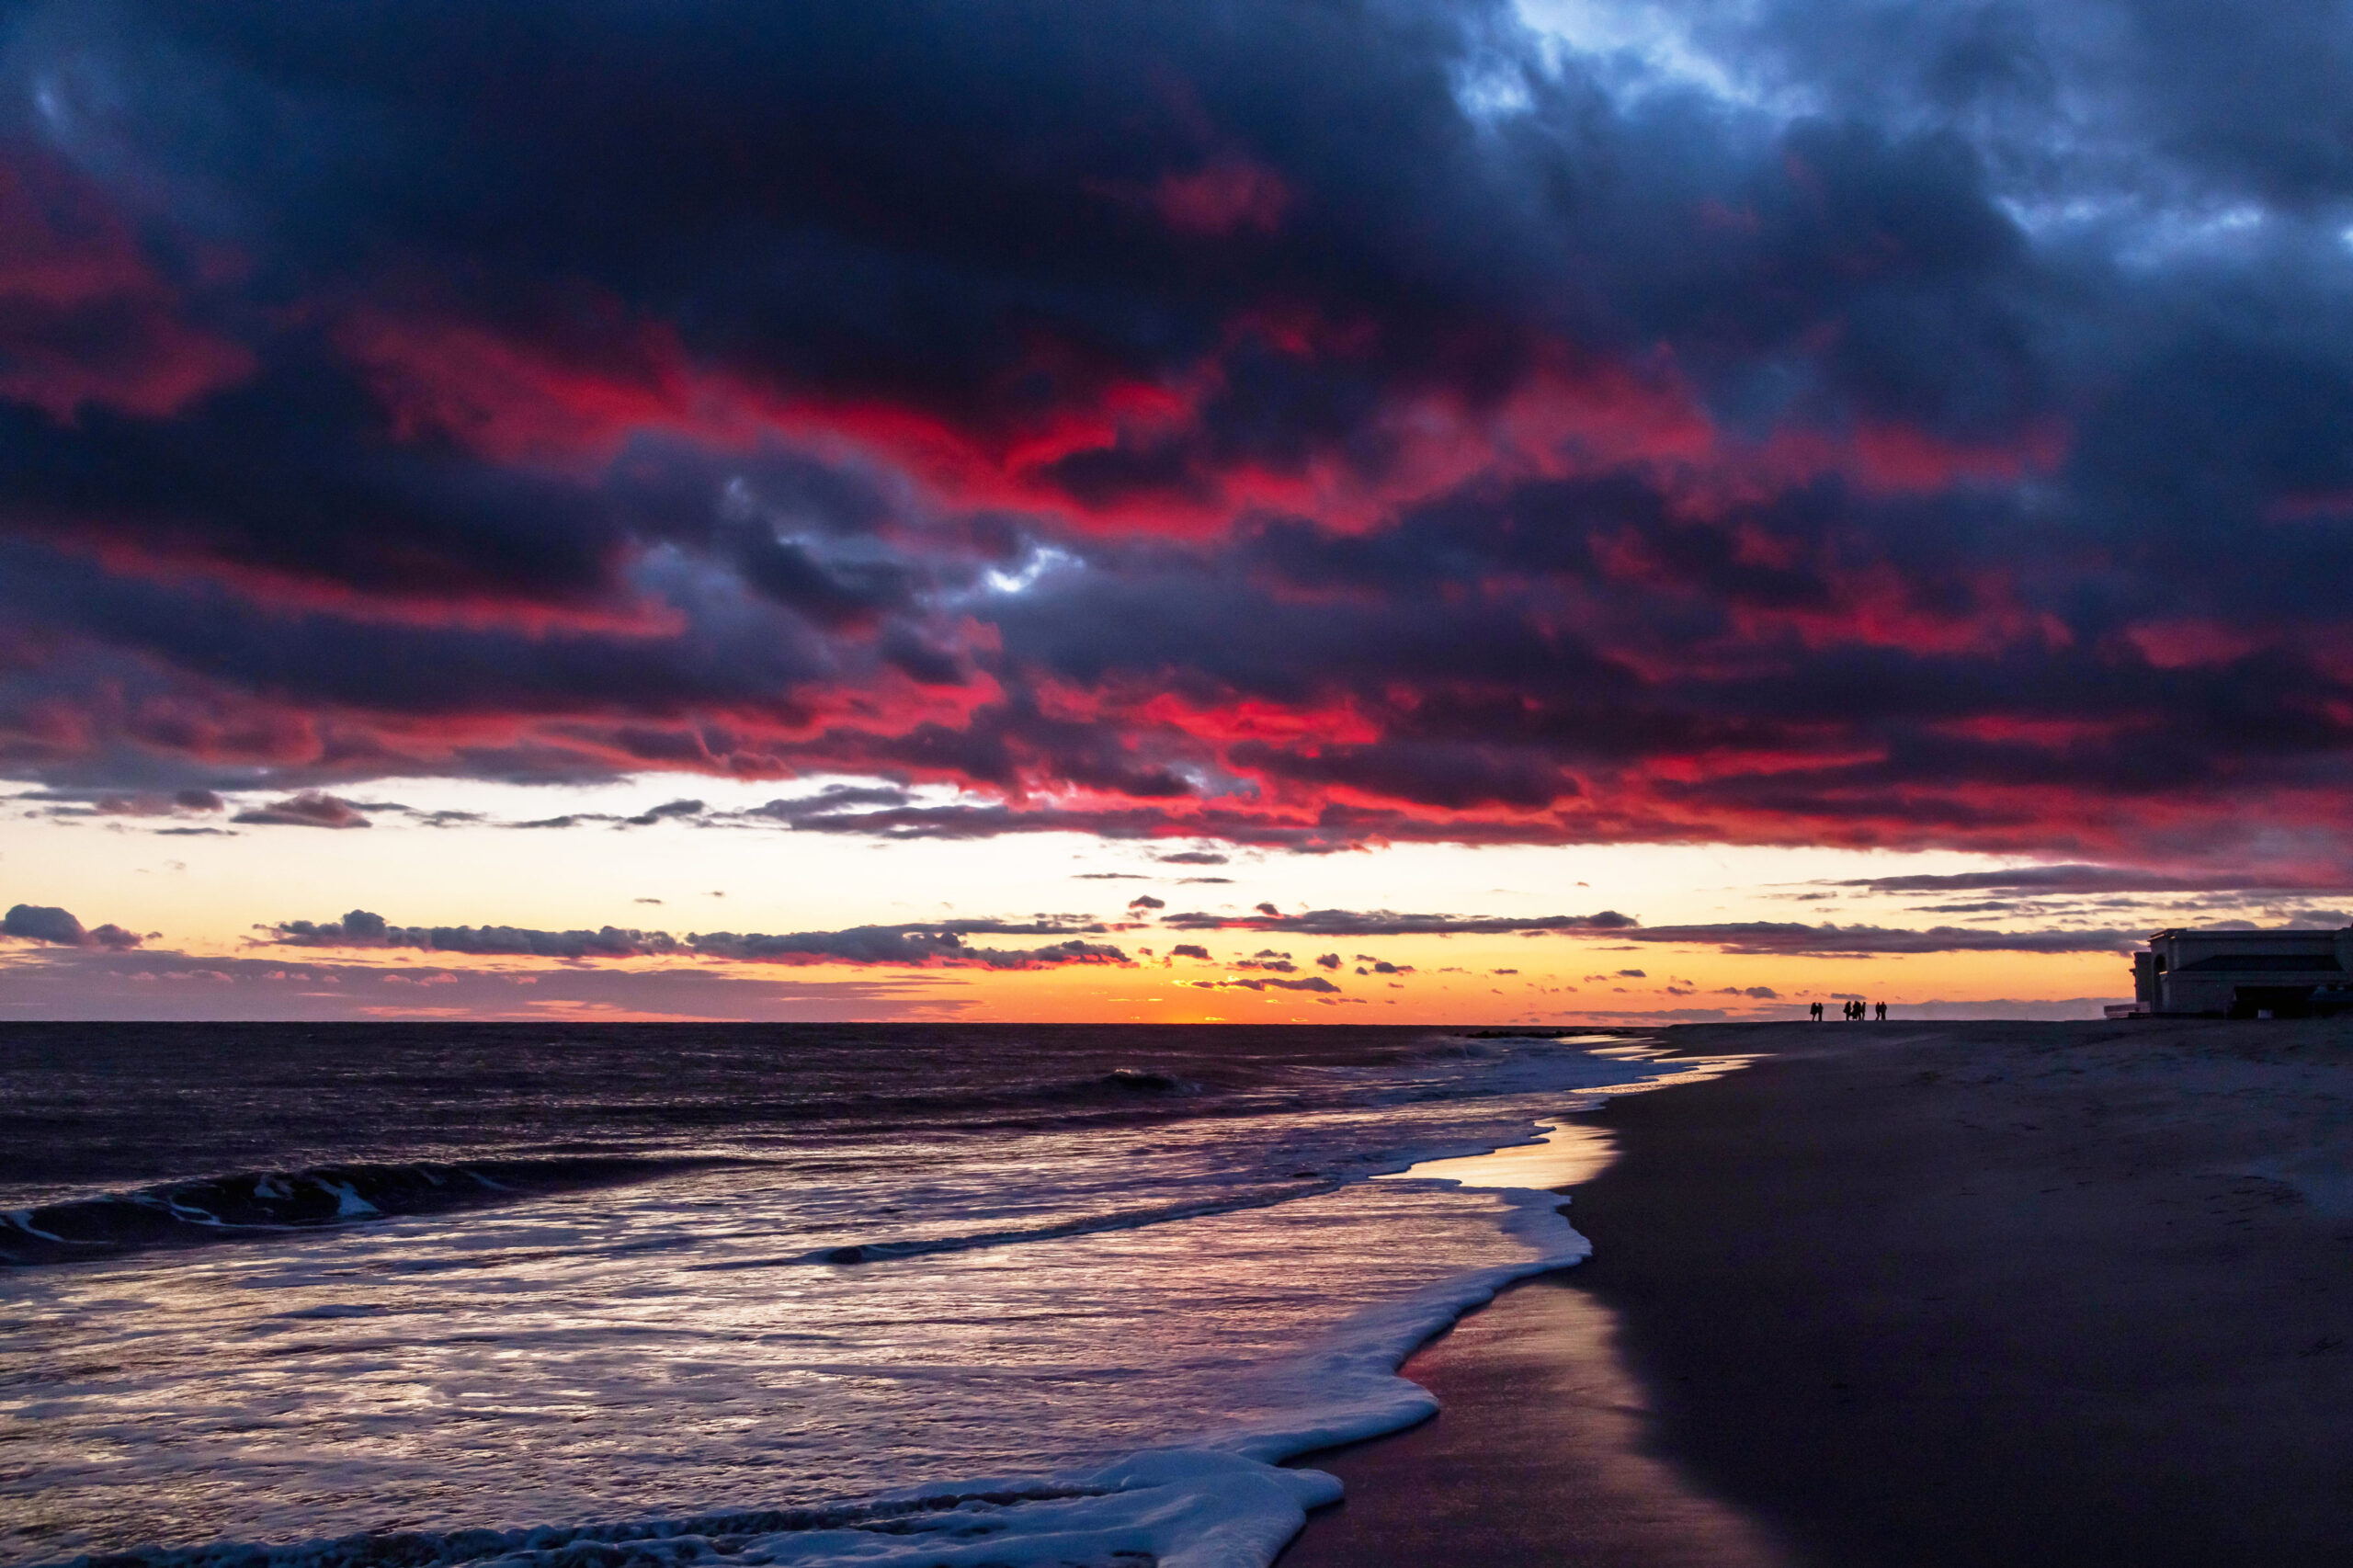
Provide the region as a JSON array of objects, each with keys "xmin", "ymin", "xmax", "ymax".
[{"xmin": 1282, "ymin": 1020, "xmax": 2353, "ymax": 1567}]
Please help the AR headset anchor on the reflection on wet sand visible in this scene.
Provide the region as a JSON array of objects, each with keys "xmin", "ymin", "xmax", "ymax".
[{"xmin": 1279, "ymin": 1274, "xmax": 1790, "ymax": 1568}]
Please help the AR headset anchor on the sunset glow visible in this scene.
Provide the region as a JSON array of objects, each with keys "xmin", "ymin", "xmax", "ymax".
[{"xmin": 8, "ymin": 0, "xmax": 2353, "ymax": 1021}]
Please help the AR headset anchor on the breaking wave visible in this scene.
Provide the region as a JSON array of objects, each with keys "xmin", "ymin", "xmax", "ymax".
[{"xmin": 0, "ymin": 1155, "xmax": 720, "ymax": 1267}]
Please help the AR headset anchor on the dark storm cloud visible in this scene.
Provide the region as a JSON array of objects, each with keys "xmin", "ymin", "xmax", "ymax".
[{"xmin": 3, "ymin": 0, "xmax": 2353, "ymax": 870}]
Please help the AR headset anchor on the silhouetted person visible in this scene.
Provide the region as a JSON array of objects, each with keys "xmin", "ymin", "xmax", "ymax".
[
  {"xmin": 1875, "ymin": 1000, "xmax": 1886, "ymax": 1020},
  {"xmin": 1810, "ymin": 1000, "xmax": 1823, "ymax": 1021}
]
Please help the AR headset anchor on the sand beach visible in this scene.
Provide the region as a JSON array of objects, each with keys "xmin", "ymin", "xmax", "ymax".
[{"xmin": 1282, "ymin": 1020, "xmax": 2353, "ymax": 1567}]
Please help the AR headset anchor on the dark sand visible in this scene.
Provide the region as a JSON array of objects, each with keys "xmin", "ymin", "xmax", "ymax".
[{"xmin": 1280, "ymin": 1020, "xmax": 2353, "ymax": 1567}]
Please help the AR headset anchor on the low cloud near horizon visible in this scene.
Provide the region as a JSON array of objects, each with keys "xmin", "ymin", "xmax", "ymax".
[{"xmin": 263, "ymin": 909, "xmax": 1132, "ymax": 971}]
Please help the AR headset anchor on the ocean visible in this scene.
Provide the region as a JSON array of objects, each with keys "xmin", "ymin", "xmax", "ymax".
[{"xmin": 0, "ymin": 1023, "xmax": 1732, "ymax": 1568}]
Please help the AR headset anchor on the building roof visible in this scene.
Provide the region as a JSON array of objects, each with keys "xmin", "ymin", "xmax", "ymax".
[{"xmin": 2170, "ymin": 953, "xmax": 2347, "ymax": 973}]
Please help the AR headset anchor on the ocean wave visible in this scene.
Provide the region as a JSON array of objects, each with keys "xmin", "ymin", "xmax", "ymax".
[
  {"xmin": 38, "ymin": 1187, "xmax": 1594, "ymax": 1568},
  {"xmin": 48, "ymin": 1453, "xmax": 1334, "ymax": 1568},
  {"xmin": 6, "ymin": 1031, "xmax": 1719, "ymax": 1568},
  {"xmin": 689, "ymin": 1176, "xmax": 1342, "ymax": 1270},
  {"xmin": 0, "ymin": 1155, "xmax": 722, "ymax": 1267},
  {"xmin": 52, "ymin": 1482, "xmax": 1114, "ymax": 1568}
]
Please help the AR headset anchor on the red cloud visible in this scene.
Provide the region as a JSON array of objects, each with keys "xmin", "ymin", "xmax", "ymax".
[
  {"xmin": 0, "ymin": 148, "xmax": 255, "ymax": 420},
  {"xmin": 1154, "ymin": 159, "xmax": 1291, "ymax": 235}
]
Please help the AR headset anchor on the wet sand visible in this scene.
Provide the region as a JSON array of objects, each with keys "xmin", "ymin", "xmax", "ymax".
[{"xmin": 1281, "ymin": 1019, "xmax": 2353, "ymax": 1567}]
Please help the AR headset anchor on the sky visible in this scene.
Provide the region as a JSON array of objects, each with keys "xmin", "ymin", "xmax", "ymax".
[{"xmin": 7, "ymin": 0, "xmax": 2353, "ymax": 1024}]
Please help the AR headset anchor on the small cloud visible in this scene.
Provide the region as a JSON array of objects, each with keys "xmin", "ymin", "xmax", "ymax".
[
  {"xmin": 1159, "ymin": 851, "xmax": 1229, "ymax": 866},
  {"xmin": 1171, "ymin": 943, "xmax": 1211, "ymax": 960},
  {"xmin": 74, "ymin": 789, "xmax": 231, "ymax": 819},
  {"xmin": 1185, "ymin": 974, "xmax": 1341, "ymax": 994},
  {"xmin": 1617, "ymin": 968, "xmax": 1646, "ymax": 978},
  {"xmin": 1128, "ymin": 894, "xmax": 1167, "ymax": 911},
  {"xmin": 3, "ymin": 903, "xmax": 142, "ymax": 949},
  {"xmin": 232, "ymin": 792, "xmax": 372, "ymax": 829},
  {"xmin": 1255, "ymin": 902, "xmax": 1281, "ymax": 917},
  {"xmin": 1316, "ymin": 952, "xmax": 1342, "ymax": 969},
  {"xmin": 634, "ymin": 897, "xmax": 664, "ymax": 904},
  {"xmin": 626, "ymin": 799, "xmax": 706, "ymax": 826}
]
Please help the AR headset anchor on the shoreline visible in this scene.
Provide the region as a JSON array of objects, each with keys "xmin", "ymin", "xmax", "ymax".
[{"xmin": 1282, "ymin": 1019, "xmax": 2353, "ymax": 1567}]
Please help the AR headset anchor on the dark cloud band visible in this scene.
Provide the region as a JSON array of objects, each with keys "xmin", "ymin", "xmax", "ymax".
[
  {"xmin": 261, "ymin": 909, "xmax": 1129, "ymax": 969},
  {"xmin": 4, "ymin": 1, "xmax": 2353, "ymax": 872}
]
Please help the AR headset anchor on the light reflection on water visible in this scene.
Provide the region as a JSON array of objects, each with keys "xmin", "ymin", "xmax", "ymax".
[
  {"xmin": 1392, "ymin": 1045, "xmax": 1755, "ymax": 1192},
  {"xmin": 1, "ymin": 1029, "xmax": 1738, "ymax": 1565}
]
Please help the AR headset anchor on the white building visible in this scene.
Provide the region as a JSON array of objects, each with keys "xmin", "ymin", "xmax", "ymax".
[{"xmin": 2123, "ymin": 927, "xmax": 2353, "ymax": 1017}]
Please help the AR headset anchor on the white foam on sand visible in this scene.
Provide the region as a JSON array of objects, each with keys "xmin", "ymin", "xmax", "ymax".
[
  {"xmin": 695, "ymin": 1071, "xmax": 1760, "ymax": 1568},
  {"xmin": 121, "ymin": 1189, "xmax": 1596, "ymax": 1568}
]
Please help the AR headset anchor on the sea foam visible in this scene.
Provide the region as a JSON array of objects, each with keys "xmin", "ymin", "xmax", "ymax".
[{"xmin": 8, "ymin": 1027, "xmax": 1733, "ymax": 1568}]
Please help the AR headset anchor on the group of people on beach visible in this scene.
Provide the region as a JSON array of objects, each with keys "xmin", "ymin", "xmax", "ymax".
[{"xmin": 1810, "ymin": 999, "xmax": 1886, "ymax": 1020}]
